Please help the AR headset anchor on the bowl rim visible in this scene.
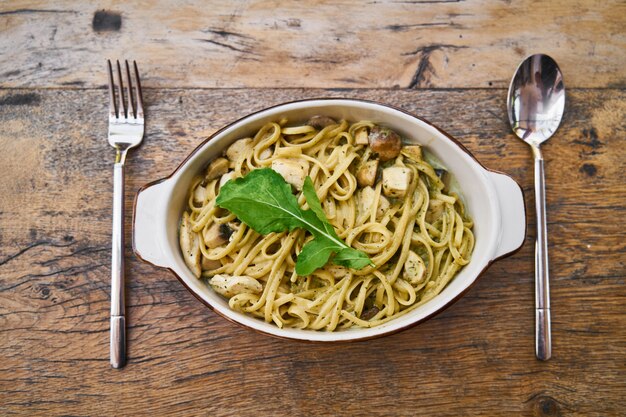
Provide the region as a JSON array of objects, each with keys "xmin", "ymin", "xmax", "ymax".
[{"xmin": 132, "ymin": 97, "xmax": 526, "ymax": 343}]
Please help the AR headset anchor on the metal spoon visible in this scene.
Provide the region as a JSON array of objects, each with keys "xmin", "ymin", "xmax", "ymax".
[{"xmin": 507, "ymin": 54, "xmax": 565, "ymax": 361}]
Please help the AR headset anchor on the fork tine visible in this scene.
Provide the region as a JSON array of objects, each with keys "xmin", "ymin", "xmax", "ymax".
[
  {"xmin": 116, "ymin": 60, "xmax": 126, "ymax": 119},
  {"xmin": 124, "ymin": 60, "xmax": 135, "ymax": 118},
  {"xmin": 133, "ymin": 61, "xmax": 144, "ymax": 119},
  {"xmin": 107, "ymin": 60, "xmax": 117, "ymax": 118}
]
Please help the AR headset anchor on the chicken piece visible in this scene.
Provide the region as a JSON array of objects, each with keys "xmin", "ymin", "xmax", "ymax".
[
  {"xmin": 307, "ymin": 115, "xmax": 337, "ymax": 129},
  {"xmin": 193, "ymin": 185, "xmax": 207, "ymax": 204},
  {"xmin": 354, "ymin": 127, "xmax": 369, "ymax": 145},
  {"xmin": 358, "ymin": 186, "xmax": 390, "ymax": 220},
  {"xmin": 382, "ymin": 167, "xmax": 412, "ymax": 198},
  {"xmin": 180, "ymin": 212, "xmax": 201, "ymax": 278},
  {"xmin": 206, "ymin": 157, "xmax": 230, "ymax": 181},
  {"xmin": 425, "ymin": 199, "xmax": 446, "ymax": 223},
  {"xmin": 203, "ymin": 222, "xmax": 233, "ymax": 249},
  {"xmin": 226, "ymin": 138, "xmax": 253, "ymax": 162},
  {"xmin": 401, "ymin": 145, "xmax": 422, "ymax": 162},
  {"xmin": 271, "ymin": 158, "xmax": 309, "ymax": 190},
  {"xmin": 376, "ymin": 195, "xmax": 390, "ymax": 220},
  {"xmin": 403, "ymin": 251, "xmax": 426, "ymax": 285},
  {"xmin": 368, "ymin": 126, "xmax": 402, "ymax": 161},
  {"xmin": 358, "ymin": 186, "xmax": 375, "ymax": 216},
  {"xmin": 209, "ymin": 274, "xmax": 263, "ymax": 298},
  {"xmin": 218, "ymin": 171, "xmax": 236, "ymax": 190},
  {"xmin": 356, "ymin": 159, "xmax": 378, "ymax": 187}
]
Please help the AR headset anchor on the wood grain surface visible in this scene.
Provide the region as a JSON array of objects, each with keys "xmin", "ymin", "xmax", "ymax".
[
  {"xmin": 1, "ymin": 0, "xmax": 626, "ymax": 415},
  {"xmin": 1, "ymin": 0, "xmax": 625, "ymax": 89},
  {"xmin": 1, "ymin": 87, "xmax": 624, "ymax": 416}
]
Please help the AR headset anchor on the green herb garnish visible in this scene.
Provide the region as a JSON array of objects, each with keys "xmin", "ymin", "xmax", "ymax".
[{"xmin": 215, "ymin": 168, "xmax": 374, "ymax": 275}]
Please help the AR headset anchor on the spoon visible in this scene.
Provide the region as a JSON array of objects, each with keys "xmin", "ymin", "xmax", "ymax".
[{"xmin": 507, "ymin": 54, "xmax": 565, "ymax": 361}]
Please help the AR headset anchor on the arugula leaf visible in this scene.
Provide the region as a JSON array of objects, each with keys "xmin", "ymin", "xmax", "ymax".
[
  {"xmin": 216, "ymin": 168, "xmax": 374, "ymax": 275},
  {"xmin": 214, "ymin": 168, "xmax": 308, "ymax": 235},
  {"xmin": 333, "ymin": 247, "xmax": 373, "ymax": 270},
  {"xmin": 300, "ymin": 177, "xmax": 373, "ymax": 272},
  {"xmin": 301, "ymin": 177, "xmax": 328, "ymax": 225},
  {"xmin": 295, "ymin": 238, "xmax": 337, "ymax": 276}
]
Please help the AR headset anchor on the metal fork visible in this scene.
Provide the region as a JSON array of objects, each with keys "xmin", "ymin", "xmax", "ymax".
[{"xmin": 107, "ymin": 60, "xmax": 144, "ymax": 369}]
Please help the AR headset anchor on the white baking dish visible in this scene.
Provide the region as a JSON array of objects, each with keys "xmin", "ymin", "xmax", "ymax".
[{"xmin": 133, "ymin": 99, "xmax": 526, "ymax": 342}]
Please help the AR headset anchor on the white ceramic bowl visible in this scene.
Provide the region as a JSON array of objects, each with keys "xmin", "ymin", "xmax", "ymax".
[{"xmin": 133, "ymin": 99, "xmax": 526, "ymax": 342}]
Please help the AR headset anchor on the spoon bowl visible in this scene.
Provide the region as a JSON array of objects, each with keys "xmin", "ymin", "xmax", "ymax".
[
  {"xmin": 507, "ymin": 54, "xmax": 565, "ymax": 146},
  {"xmin": 507, "ymin": 54, "xmax": 565, "ymax": 361}
]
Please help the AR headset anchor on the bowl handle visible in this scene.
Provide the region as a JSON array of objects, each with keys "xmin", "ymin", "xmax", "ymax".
[
  {"xmin": 488, "ymin": 171, "xmax": 527, "ymax": 260},
  {"xmin": 132, "ymin": 180, "xmax": 172, "ymax": 268}
]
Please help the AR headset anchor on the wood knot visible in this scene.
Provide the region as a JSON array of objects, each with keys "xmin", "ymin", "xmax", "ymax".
[
  {"xmin": 579, "ymin": 163, "xmax": 597, "ymax": 177},
  {"xmin": 574, "ymin": 128, "xmax": 603, "ymax": 152},
  {"xmin": 533, "ymin": 395, "xmax": 561, "ymax": 417},
  {"xmin": 286, "ymin": 18, "xmax": 301, "ymax": 28},
  {"xmin": 32, "ymin": 284, "xmax": 52, "ymax": 300},
  {"xmin": 93, "ymin": 10, "xmax": 122, "ymax": 32},
  {"xmin": 0, "ymin": 93, "xmax": 41, "ymax": 106}
]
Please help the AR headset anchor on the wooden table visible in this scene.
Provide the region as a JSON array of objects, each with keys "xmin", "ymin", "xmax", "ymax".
[{"xmin": 1, "ymin": 1, "xmax": 624, "ymax": 415}]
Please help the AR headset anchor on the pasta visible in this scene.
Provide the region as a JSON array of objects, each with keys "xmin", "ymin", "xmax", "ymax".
[{"xmin": 179, "ymin": 117, "xmax": 474, "ymax": 330}]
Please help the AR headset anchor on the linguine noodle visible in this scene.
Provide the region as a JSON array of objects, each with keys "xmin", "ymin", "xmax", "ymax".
[{"xmin": 179, "ymin": 118, "xmax": 474, "ymax": 330}]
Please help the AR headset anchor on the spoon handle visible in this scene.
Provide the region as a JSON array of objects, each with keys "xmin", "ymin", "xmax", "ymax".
[{"xmin": 533, "ymin": 147, "xmax": 551, "ymax": 360}]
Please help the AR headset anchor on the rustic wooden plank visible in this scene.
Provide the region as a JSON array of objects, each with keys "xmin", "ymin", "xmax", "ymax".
[
  {"xmin": 0, "ymin": 88, "xmax": 624, "ymax": 416},
  {"xmin": 0, "ymin": 0, "xmax": 625, "ymax": 89}
]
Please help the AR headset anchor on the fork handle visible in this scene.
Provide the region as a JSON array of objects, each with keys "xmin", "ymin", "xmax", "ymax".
[{"xmin": 111, "ymin": 162, "xmax": 126, "ymax": 368}]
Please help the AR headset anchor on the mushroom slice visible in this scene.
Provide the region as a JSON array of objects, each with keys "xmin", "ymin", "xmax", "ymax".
[
  {"xmin": 356, "ymin": 159, "xmax": 378, "ymax": 187},
  {"xmin": 202, "ymin": 256, "xmax": 222, "ymax": 270},
  {"xmin": 382, "ymin": 167, "xmax": 412, "ymax": 198},
  {"xmin": 354, "ymin": 127, "xmax": 369, "ymax": 145},
  {"xmin": 209, "ymin": 274, "xmax": 263, "ymax": 298},
  {"xmin": 180, "ymin": 212, "xmax": 201, "ymax": 278},
  {"xmin": 401, "ymin": 145, "xmax": 423, "ymax": 162},
  {"xmin": 271, "ymin": 158, "xmax": 309, "ymax": 190},
  {"xmin": 403, "ymin": 251, "xmax": 426, "ymax": 285},
  {"xmin": 203, "ymin": 222, "xmax": 233, "ymax": 249},
  {"xmin": 307, "ymin": 115, "xmax": 337, "ymax": 129},
  {"xmin": 434, "ymin": 168, "xmax": 451, "ymax": 190},
  {"xmin": 206, "ymin": 157, "xmax": 230, "ymax": 182},
  {"xmin": 368, "ymin": 126, "xmax": 402, "ymax": 161},
  {"xmin": 360, "ymin": 306, "xmax": 380, "ymax": 321},
  {"xmin": 226, "ymin": 138, "xmax": 253, "ymax": 162}
]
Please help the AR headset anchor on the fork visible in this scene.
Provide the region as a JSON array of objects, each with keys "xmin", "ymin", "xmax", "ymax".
[{"xmin": 107, "ymin": 60, "xmax": 144, "ymax": 369}]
